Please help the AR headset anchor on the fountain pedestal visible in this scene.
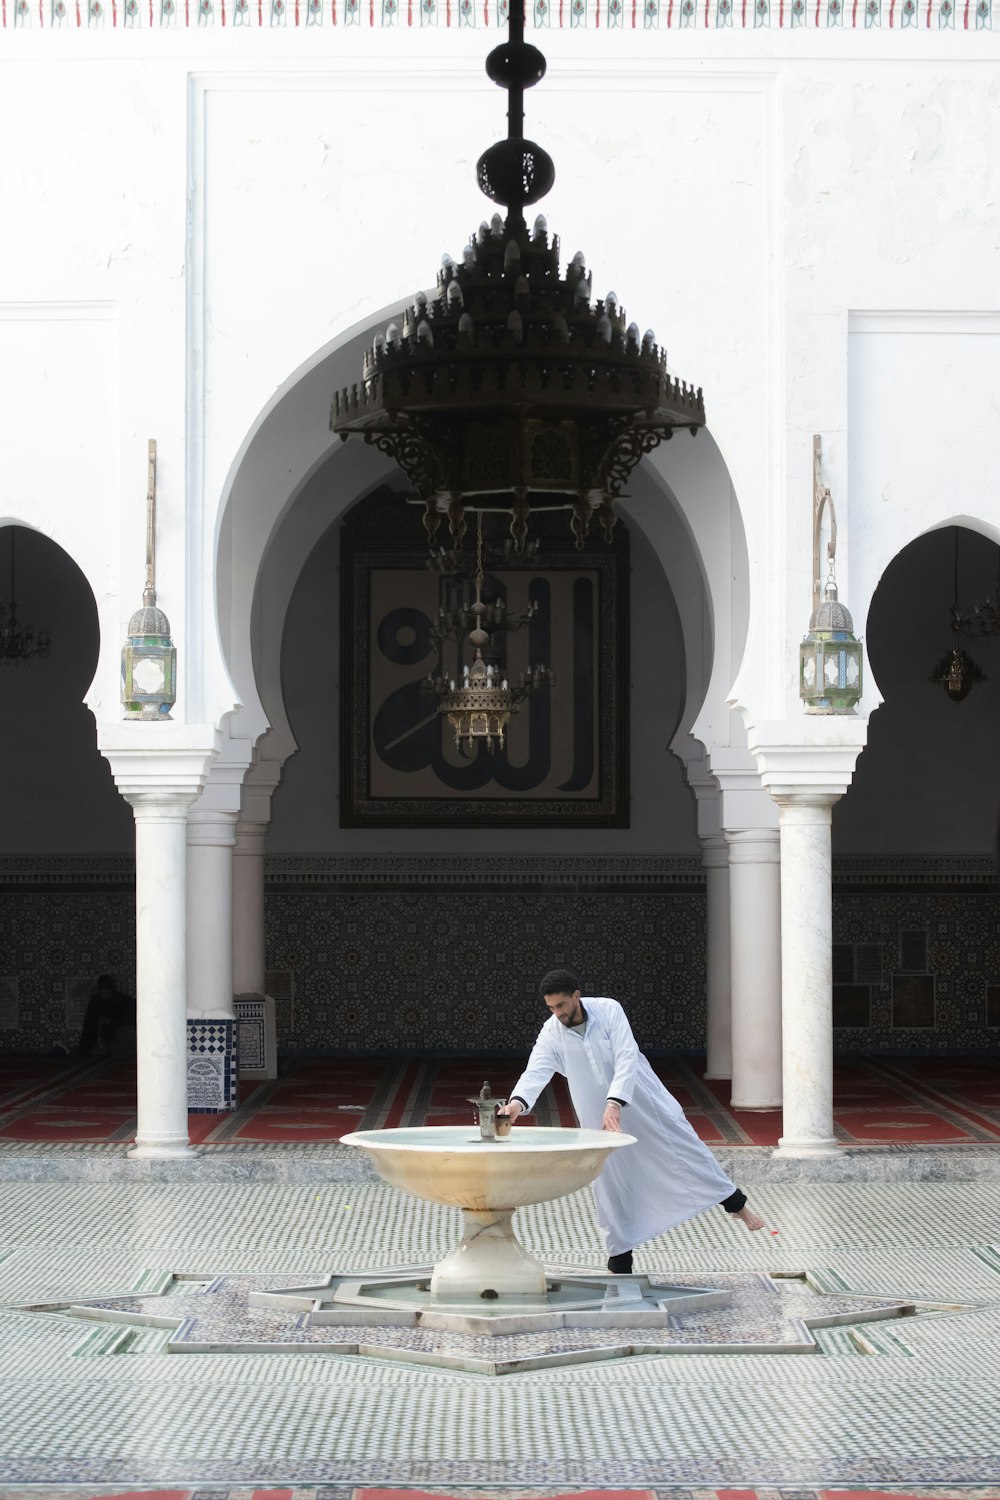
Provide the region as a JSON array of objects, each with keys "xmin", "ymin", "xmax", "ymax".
[{"xmin": 430, "ymin": 1208, "xmax": 548, "ymax": 1301}]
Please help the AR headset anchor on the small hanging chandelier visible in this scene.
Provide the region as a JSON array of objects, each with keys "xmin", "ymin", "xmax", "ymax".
[
  {"xmin": 0, "ymin": 527, "xmax": 51, "ymax": 666},
  {"xmin": 951, "ymin": 536, "xmax": 1000, "ymax": 642},
  {"xmin": 331, "ymin": 0, "xmax": 705, "ymax": 555},
  {"xmin": 426, "ymin": 510, "xmax": 552, "ymax": 756},
  {"xmin": 929, "ymin": 527, "xmax": 986, "ymax": 704}
]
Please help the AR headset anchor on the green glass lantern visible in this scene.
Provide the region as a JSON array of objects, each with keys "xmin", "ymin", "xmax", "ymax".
[
  {"xmin": 799, "ymin": 582, "xmax": 863, "ymax": 715},
  {"xmin": 121, "ymin": 593, "xmax": 176, "ymax": 720}
]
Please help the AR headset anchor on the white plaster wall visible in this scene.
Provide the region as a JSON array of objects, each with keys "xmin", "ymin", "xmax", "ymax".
[
  {"xmin": 1, "ymin": 30, "xmax": 999, "ymax": 755},
  {"xmin": 0, "ymin": 55, "xmax": 190, "ymax": 722}
]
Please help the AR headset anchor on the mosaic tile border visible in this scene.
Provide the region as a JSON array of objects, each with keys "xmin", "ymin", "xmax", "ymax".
[
  {"xmin": 5, "ymin": 1491, "xmax": 1000, "ymax": 1500},
  {"xmin": 1, "ymin": 1144, "xmax": 1000, "ymax": 1185},
  {"xmin": 0, "ymin": 1459, "xmax": 997, "ymax": 1485},
  {"xmin": 2, "ymin": 854, "xmax": 996, "ymax": 893}
]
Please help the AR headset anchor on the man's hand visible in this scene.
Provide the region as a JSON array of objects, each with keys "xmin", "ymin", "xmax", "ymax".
[
  {"xmin": 498, "ymin": 1100, "xmax": 524, "ymax": 1123},
  {"xmin": 602, "ymin": 1100, "xmax": 624, "ymax": 1133}
]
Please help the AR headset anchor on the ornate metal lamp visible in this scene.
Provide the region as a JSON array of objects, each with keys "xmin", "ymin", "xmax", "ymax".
[
  {"xmin": 121, "ymin": 440, "xmax": 177, "ymax": 720},
  {"xmin": 0, "ymin": 527, "xmax": 50, "ymax": 665},
  {"xmin": 426, "ymin": 510, "xmax": 552, "ymax": 754},
  {"xmin": 799, "ymin": 437, "xmax": 863, "ymax": 714},
  {"xmin": 929, "ymin": 527, "xmax": 986, "ymax": 703},
  {"xmin": 331, "ymin": 0, "xmax": 705, "ymax": 555}
]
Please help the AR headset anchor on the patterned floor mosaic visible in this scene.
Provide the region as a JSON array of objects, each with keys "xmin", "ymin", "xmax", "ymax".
[
  {"xmin": 3, "ymin": 1054, "xmax": 1000, "ymax": 1148},
  {"xmin": 23, "ymin": 1268, "xmax": 930, "ymax": 1373},
  {"xmin": 0, "ymin": 1490, "xmax": 998, "ymax": 1500},
  {"xmin": 3, "ymin": 1490, "xmax": 1000, "ymax": 1500},
  {"xmin": 2, "ymin": 1178, "xmax": 1000, "ymax": 1485}
]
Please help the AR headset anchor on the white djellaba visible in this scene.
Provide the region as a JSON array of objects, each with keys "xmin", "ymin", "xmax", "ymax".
[{"xmin": 508, "ymin": 997, "xmax": 738, "ymax": 1257}]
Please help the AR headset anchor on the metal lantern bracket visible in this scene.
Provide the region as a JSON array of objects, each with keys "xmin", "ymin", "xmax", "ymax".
[{"xmin": 812, "ymin": 433, "xmax": 838, "ymax": 613}]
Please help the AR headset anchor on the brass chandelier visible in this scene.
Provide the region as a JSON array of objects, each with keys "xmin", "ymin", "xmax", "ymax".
[
  {"xmin": 331, "ymin": 0, "xmax": 705, "ymax": 556},
  {"xmin": 426, "ymin": 510, "xmax": 552, "ymax": 756}
]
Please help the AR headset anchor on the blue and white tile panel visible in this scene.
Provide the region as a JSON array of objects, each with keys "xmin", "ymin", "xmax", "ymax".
[{"xmin": 187, "ymin": 1017, "xmax": 238, "ymax": 1114}]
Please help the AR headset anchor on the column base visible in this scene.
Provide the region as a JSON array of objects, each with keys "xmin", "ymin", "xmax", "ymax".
[
  {"xmin": 128, "ymin": 1139, "xmax": 197, "ymax": 1159},
  {"xmin": 187, "ymin": 1017, "xmax": 238, "ymax": 1112},
  {"xmin": 731, "ymin": 1098, "xmax": 782, "ymax": 1111},
  {"xmin": 703, "ymin": 1071, "xmax": 732, "ymax": 1082},
  {"xmin": 772, "ymin": 1136, "xmax": 841, "ymax": 1158}
]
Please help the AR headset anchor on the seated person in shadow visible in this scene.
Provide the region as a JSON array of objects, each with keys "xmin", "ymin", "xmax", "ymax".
[{"xmin": 77, "ymin": 974, "xmax": 136, "ymax": 1059}]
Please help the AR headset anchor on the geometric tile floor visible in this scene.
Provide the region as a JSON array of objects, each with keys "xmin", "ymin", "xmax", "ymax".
[{"xmin": 3, "ymin": 1178, "xmax": 1000, "ymax": 1486}]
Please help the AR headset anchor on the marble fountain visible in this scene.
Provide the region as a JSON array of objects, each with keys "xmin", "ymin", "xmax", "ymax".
[{"xmin": 248, "ymin": 1084, "xmax": 732, "ymax": 1338}]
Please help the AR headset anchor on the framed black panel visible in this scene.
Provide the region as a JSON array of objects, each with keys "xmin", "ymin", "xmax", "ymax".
[{"xmin": 340, "ymin": 494, "xmax": 630, "ymax": 827}]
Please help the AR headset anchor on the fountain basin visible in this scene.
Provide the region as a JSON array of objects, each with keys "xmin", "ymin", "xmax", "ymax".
[
  {"xmin": 341, "ymin": 1125, "xmax": 635, "ymax": 1210},
  {"xmin": 342, "ymin": 1125, "xmax": 635, "ymax": 1302}
]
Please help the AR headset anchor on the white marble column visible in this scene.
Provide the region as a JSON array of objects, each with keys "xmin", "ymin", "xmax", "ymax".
[
  {"xmin": 700, "ymin": 835, "xmax": 732, "ymax": 1080},
  {"xmin": 725, "ymin": 829, "xmax": 782, "ymax": 1109},
  {"xmin": 130, "ymin": 793, "xmax": 197, "ymax": 1158},
  {"xmin": 187, "ymin": 811, "xmax": 238, "ymax": 1017},
  {"xmin": 99, "ymin": 729, "xmax": 218, "ymax": 1158},
  {"xmin": 772, "ymin": 794, "xmax": 840, "ymax": 1156},
  {"xmin": 232, "ymin": 820, "xmax": 267, "ymax": 996}
]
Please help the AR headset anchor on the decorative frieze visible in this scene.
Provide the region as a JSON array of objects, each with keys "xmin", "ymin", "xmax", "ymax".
[{"xmin": 5, "ymin": 0, "xmax": 993, "ymax": 22}]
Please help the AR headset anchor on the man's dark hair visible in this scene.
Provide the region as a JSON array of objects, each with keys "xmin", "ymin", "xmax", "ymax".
[
  {"xmin": 96, "ymin": 974, "xmax": 116, "ymax": 990},
  {"xmin": 539, "ymin": 968, "xmax": 581, "ymax": 999}
]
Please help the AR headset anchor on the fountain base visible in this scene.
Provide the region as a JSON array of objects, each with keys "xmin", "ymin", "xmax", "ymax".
[{"xmin": 251, "ymin": 1268, "xmax": 731, "ymax": 1336}]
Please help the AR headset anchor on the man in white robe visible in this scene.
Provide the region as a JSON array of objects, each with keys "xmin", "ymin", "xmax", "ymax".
[{"xmin": 501, "ymin": 968, "xmax": 765, "ymax": 1273}]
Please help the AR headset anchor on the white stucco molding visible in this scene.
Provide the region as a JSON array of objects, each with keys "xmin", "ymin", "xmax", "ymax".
[
  {"xmin": 97, "ymin": 722, "xmax": 220, "ymax": 804},
  {"xmin": 189, "ymin": 734, "xmax": 254, "ymax": 819},
  {"xmin": 748, "ymin": 720, "xmax": 869, "ymax": 803},
  {"xmin": 238, "ymin": 751, "xmax": 284, "ymax": 831},
  {"xmin": 707, "ymin": 745, "xmax": 779, "ymax": 832}
]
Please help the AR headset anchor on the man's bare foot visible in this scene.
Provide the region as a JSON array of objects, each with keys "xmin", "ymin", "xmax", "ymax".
[{"xmin": 734, "ymin": 1205, "xmax": 766, "ymax": 1232}]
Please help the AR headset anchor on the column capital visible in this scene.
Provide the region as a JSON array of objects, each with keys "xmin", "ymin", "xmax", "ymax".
[
  {"xmin": 724, "ymin": 827, "xmax": 780, "ymax": 864},
  {"xmin": 706, "ymin": 748, "xmax": 779, "ymax": 832},
  {"xmin": 240, "ymin": 755, "xmax": 283, "ymax": 829},
  {"xmin": 98, "ymin": 723, "xmax": 220, "ymax": 807},
  {"xmin": 190, "ymin": 741, "xmax": 255, "ymax": 819},
  {"xmin": 699, "ymin": 833, "xmax": 729, "ymax": 869},
  {"xmin": 748, "ymin": 730, "xmax": 867, "ymax": 804},
  {"xmin": 187, "ymin": 807, "xmax": 240, "ymax": 848},
  {"xmin": 771, "ymin": 791, "xmax": 841, "ymax": 824}
]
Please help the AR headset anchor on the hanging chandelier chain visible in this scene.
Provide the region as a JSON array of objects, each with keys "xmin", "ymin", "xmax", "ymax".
[
  {"xmin": 0, "ymin": 527, "xmax": 51, "ymax": 665},
  {"xmin": 330, "ymin": 0, "xmax": 705, "ymax": 562}
]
